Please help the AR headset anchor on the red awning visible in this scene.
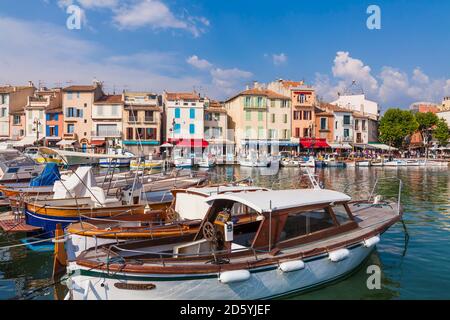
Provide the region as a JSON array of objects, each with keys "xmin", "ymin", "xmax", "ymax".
[
  {"xmin": 300, "ymin": 138, "xmax": 330, "ymax": 149},
  {"xmin": 169, "ymin": 138, "xmax": 209, "ymax": 148},
  {"xmin": 90, "ymin": 140, "xmax": 106, "ymax": 146}
]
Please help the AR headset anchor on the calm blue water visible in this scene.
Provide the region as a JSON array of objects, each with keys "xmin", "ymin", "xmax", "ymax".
[{"xmin": 1, "ymin": 166, "xmax": 449, "ymax": 299}]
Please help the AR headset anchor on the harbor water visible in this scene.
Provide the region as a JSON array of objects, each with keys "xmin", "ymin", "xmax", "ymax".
[{"xmin": 1, "ymin": 166, "xmax": 450, "ymax": 299}]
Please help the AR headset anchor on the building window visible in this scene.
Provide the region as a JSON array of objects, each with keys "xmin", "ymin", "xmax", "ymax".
[
  {"xmin": 284, "ymin": 114, "xmax": 288, "ymax": 123},
  {"xmin": 13, "ymin": 115, "xmax": 21, "ymax": 125},
  {"xmin": 354, "ymin": 119, "xmax": 359, "ymax": 130},
  {"xmin": 344, "ymin": 129, "xmax": 350, "ymax": 137},
  {"xmin": 145, "ymin": 128, "xmax": 156, "ymax": 140},
  {"xmin": 245, "ymin": 126, "xmax": 251, "ymax": 138},
  {"xmin": 67, "ymin": 92, "xmax": 73, "ymax": 100},
  {"xmin": 97, "ymin": 105, "xmax": 104, "ymax": 116},
  {"xmin": 258, "ymin": 126, "xmax": 264, "ymax": 138},
  {"xmin": 145, "ymin": 111, "xmax": 154, "ymax": 122},
  {"xmin": 174, "ymin": 123, "xmax": 181, "ymax": 134},
  {"xmin": 0, "ymin": 107, "xmax": 7, "ymax": 117},
  {"xmin": 303, "ymin": 111, "xmax": 311, "ymax": 120},
  {"xmin": 189, "ymin": 124, "xmax": 195, "ymax": 134},
  {"xmin": 343, "ymin": 115, "xmax": 351, "ymax": 125},
  {"xmin": 269, "ymin": 129, "xmax": 276, "ymax": 139},
  {"xmin": 298, "ymin": 94, "xmax": 305, "ymax": 103},
  {"xmin": 320, "ymin": 118, "xmax": 327, "ymax": 130},
  {"xmin": 189, "ymin": 108, "xmax": 195, "ymax": 119},
  {"xmin": 205, "ymin": 113, "xmax": 212, "ymax": 121},
  {"xmin": 294, "ymin": 111, "xmax": 302, "ymax": 120},
  {"xmin": 126, "ymin": 127, "xmax": 133, "ymax": 140},
  {"xmin": 244, "ymin": 96, "xmax": 251, "ymax": 107},
  {"xmin": 245, "ymin": 110, "xmax": 251, "ymax": 121},
  {"xmin": 271, "ymin": 114, "xmax": 275, "ymax": 123},
  {"xmin": 136, "ymin": 128, "xmax": 144, "ymax": 139},
  {"xmin": 295, "ymin": 127, "xmax": 300, "ymax": 138},
  {"xmin": 258, "ymin": 111, "xmax": 263, "ymax": 121},
  {"xmin": 174, "ymin": 108, "xmax": 181, "ymax": 119},
  {"xmin": 362, "ymin": 120, "xmax": 367, "ymax": 131},
  {"xmin": 129, "ymin": 110, "xmax": 138, "ymax": 121},
  {"xmin": 67, "ymin": 124, "xmax": 74, "ymax": 133},
  {"xmin": 257, "ymin": 97, "xmax": 263, "ymax": 107}
]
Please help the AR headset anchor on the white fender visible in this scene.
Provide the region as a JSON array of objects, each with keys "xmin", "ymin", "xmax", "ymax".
[
  {"xmin": 279, "ymin": 260, "xmax": 305, "ymax": 273},
  {"xmin": 219, "ymin": 270, "xmax": 251, "ymax": 284},
  {"xmin": 329, "ymin": 248, "xmax": 350, "ymax": 262},
  {"xmin": 364, "ymin": 235, "xmax": 380, "ymax": 248}
]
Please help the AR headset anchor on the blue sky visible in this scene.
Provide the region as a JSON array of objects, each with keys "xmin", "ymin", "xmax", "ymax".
[{"xmin": 0, "ymin": 0, "xmax": 449, "ymax": 109}]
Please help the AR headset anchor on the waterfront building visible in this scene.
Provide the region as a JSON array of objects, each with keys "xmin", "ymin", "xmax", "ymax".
[
  {"xmin": 352, "ymin": 111, "xmax": 379, "ymax": 145},
  {"xmin": 9, "ymin": 109, "xmax": 26, "ymax": 143},
  {"xmin": 0, "ymin": 83, "xmax": 36, "ymax": 141},
  {"xmin": 204, "ymin": 99, "xmax": 234, "ymax": 162},
  {"xmin": 314, "ymin": 105, "xmax": 334, "ymax": 144},
  {"xmin": 224, "ymin": 85, "xmax": 291, "ymax": 156},
  {"xmin": 91, "ymin": 94, "xmax": 123, "ymax": 153},
  {"xmin": 409, "ymin": 102, "xmax": 439, "ymax": 114},
  {"xmin": 442, "ymin": 97, "xmax": 450, "ymax": 111},
  {"xmin": 61, "ymin": 81, "xmax": 104, "ymax": 150},
  {"xmin": 23, "ymin": 88, "xmax": 63, "ymax": 147},
  {"xmin": 331, "ymin": 82, "xmax": 379, "ymax": 117},
  {"xmin": 122, "ymin": 91, "xmax": 162, "ymax": 156}
]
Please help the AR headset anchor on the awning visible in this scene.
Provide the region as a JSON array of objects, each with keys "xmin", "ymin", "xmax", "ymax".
[
  {"xmin": 160, "ymin": 142, "xmax": 174, "ymax": 148},
  {"xmin": 368, "ymin": 143, "xmax": 398, "ymax": 151},
  {"xmin": 90, "ymin": 140, "xmax": 106, "ymax": 146},
  {"xmin": 300, "ymin": 138, "xmax": 330, "ymax": 149},
  {"xmin": 56, "ymin": 139, "xmax": 76, "ymax": 146},
  {"xmin": 329, "ymin": 143, "xmax": 352, "ymax": 149},
  {"xmin": 11, "ymin": 136, "xmax": 42, "ymax": 147},
  {"xmin": 169, "ymin": 138, "xmax": 209, "ymax": 148}
]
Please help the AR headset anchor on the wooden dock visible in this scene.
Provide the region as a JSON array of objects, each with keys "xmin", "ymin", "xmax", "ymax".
[{"xmin": 0, "ymin": 211, "xmax": 42, "ymax": 233}]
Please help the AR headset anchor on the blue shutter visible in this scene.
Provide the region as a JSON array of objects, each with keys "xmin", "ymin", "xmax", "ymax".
[
  {"xmin": 190, "ymin": 108, "xmax": 195, "ymax": 119},
  {"xmin": 46, "ymin": 114, "xmax": 50, "ymax": 121},
  {"xmin": 175, "ymin": 108, "xmax": 180, "ymax": 119},
  {"xmin": 55, "ymin": 113, "xmax": 58, "ymax": 121},
  {"xmin": 189, "ymin": 124, "xmax": 195, "ymax": 134},
  {"xmin": 46, "ymin": 126, "xmax": 50, "ymax": 136},
  {"xmin": 55, "ymin": 125, "xmax": 59, "ymax": 136}
]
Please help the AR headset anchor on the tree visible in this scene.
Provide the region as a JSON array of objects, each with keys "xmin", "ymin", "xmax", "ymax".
[
  {"xmin": 415, "ymin": 112, "xmax": 439, "ymax": 157},
  {"xmin": 379, "ymin": 108, "xmax": 419, "ymax": 149},
  {"xmin": 433, "ymin": 118, "xmax": 450, "ymax": 147}
]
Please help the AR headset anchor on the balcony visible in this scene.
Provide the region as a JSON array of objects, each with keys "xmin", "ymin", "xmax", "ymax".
[{"xmin": 91, "ymin": 130, "xmax": 122, "ymax": 138}]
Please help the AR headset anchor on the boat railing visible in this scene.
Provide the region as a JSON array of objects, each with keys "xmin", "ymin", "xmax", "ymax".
[{"xmin": 105, "ymin": 243, "xmax": 269, "ymax": 265}]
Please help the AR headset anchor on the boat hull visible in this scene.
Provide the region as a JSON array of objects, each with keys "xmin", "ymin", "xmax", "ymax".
[{"xmin": 67, "ymin": 243, "xmax": 374, "ymax": 300}]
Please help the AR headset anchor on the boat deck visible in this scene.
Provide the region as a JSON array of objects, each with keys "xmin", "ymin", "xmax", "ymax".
[{"xmin": 0, "ymin": 211, "xmax": 42, "ymax": 233}]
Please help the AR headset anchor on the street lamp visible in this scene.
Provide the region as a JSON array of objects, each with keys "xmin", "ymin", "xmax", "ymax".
[{"xmin": 32, "ymin": 118, "xmax": 41, "ymax": 146}]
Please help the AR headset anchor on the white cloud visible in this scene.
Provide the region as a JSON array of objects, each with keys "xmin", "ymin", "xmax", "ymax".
[
  {"xmin": 272, "ymin": 53, "xmax": 287, "ymax": 66},
  {"xmin": 186, "ymin": 55, "xmax": 213, "ymax": 70},
  {"xmin": 331, "ymin": 51, "xmax": 378, "ymax": 94},
  {"xmin": 112, "ymin": 0, "xmax": 206, "ymax": 37},
  {"xmin": 77, "ymin": 0, "xmax": 118, "ymax": 9},
  {"xmin": 315, "ymin": 51, "xmax": 450, "ymax": 109},
  {"xmin": 0, "ymin": 16, "xmax": 203, "ymax": 94},
  {"xmin": 210, "ymin": 68, "xmax": 253, "ymax": 95}
]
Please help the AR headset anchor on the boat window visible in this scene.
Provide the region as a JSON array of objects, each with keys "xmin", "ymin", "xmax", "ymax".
[
  {"xmin": 230, "ymin": 202, "xmax": 258, "ymax": 216},
  {"xmin": 279, "ymin": 208, "xmax": 335, "ymax": 242},
  {"xmin": 331, "ymin": 204, "xmax": 352, "ymax": 224}
]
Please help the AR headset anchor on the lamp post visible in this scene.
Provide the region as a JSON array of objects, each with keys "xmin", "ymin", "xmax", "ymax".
[{"xmin": 32, "ymin": 118, "xmax": 41, "ymax": 146}]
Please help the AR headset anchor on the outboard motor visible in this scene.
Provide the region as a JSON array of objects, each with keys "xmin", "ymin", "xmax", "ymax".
[{"xmin": 121, "ymin": 182, "xmax": 143, "ymax": 205}]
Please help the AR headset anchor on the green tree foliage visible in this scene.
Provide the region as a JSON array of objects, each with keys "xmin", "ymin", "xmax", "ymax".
[
  {"xmin": 433, "ymin": 118, "xmax": 450, "ymax": 146},
  {"xmin": 379, "ymin": 108, "xmax": 419, "ymax": 148}
]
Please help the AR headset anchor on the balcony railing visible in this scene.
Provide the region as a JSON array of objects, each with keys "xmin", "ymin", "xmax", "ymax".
[{"xmin": 91, "ymin": 130, "xmax": 122, "ymax": 138}]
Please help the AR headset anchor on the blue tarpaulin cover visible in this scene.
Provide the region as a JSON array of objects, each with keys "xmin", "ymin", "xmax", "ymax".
[{"xmin": 29, "ymin": 163, "xmax": 61, "ymax": 187}]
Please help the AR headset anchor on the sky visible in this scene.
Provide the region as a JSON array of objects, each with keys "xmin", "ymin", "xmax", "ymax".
[{"xmin": 0, "ymin": 0, "xmax": 449, "ymax": 110}]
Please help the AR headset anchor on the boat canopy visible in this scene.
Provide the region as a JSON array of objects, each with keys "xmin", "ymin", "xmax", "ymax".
[
  {"xmin": 329, "ymin": 143, "xmax": 352, "ymax": 149},
  {"xmin": 176, "ymin": 185, "xmax": 269, "ymax": 197},
  {"xmin": 205, "ymin": 189, "xmax": 351, "ymax": 214},
  {"xmin": 29, "ymin": 163, "xmax": 61, "ymax": 187}
]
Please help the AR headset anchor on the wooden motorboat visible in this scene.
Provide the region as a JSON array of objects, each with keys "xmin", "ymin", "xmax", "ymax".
[
  {"xmin": 65, "ymin": 185, "xmax": 268, "ymax": 258},
  {"xmin": 66, "ymin": 184, "xmax": 403, "ymax": 300}
]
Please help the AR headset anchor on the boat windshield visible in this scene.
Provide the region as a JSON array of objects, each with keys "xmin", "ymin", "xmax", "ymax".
[{"xmin": 0, "ymin": 154, "xmax": 36, "ymax": 166}]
